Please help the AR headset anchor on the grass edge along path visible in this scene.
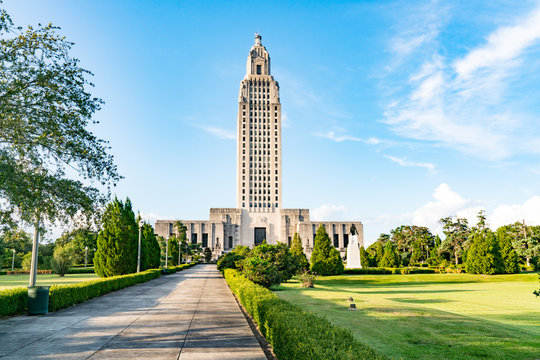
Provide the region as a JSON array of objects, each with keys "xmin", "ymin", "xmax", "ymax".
[
  {"xmin": 223, "ymin": 268, "xmax": 387, "ymax": 360},
  {"xmin": 0, "ymin": 263, "xmax": 195, "ymax": 318}
]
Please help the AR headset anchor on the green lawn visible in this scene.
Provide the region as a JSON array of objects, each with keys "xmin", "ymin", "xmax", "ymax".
[
  {"xmin": 0, "ymin": 273, "xmax": 99, "ymax": 290},
  {"xmin": 275, "ymin": 273, "xmax": 540, "ymax": 360}
]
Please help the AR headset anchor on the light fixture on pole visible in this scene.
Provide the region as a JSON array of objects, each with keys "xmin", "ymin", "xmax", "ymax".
[
  {"xmin": 178, "ymin": 235, "xmax": 182, "ymax": 265},
  {"xmin": 165, "ymin": 235, "xmax": 169, "ymax": 271},
  {"xmin": 11, "ymin": 249, "xmax": 15, "ymax": 271},
  {"xmin": 85, "ymin": 246, "xmax": 88, "ymax": 269},
  {"xmin": 137, "ymin": 220, "xmax": 144, "ymax": 273}
]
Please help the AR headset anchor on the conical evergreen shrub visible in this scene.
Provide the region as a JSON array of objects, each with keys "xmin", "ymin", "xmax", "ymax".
[
  {"xmin": 498, "ymin": 230, "xmax": 520, "ymax": 274},
  {"xmin": 290, "ymin": 232, "xmax": 309, "ymax": 273},
  {"xmin": 465, "ymin": 230, "xmax": 503, "ymax": 274},
  {"xmin": 380, "ymin": 241, "xmax": 400, "ymax": 268},
  {"xmin": 94, "ymin": 198, "xmax": 138, "ymax": 277},
  {"xmin": 141, "ymin": 223, "xmax": 160, "ymax": 270},
  {"xmin": 310, "ymin": 224, "xmax": 344, "ymax": 275}
]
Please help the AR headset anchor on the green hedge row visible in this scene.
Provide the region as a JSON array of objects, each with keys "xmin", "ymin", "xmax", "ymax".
[
  {"xmin": 344, "ymin": 267, "xmax": 436, "ymax": 275},
  {"xmin": 1, "ymin": 264, "xmax": 197, "ymax": 318},
  {"xmin": 163, "ymin": 263, "xmax": 195, "ymax": 274},
  {"xmin": 49, "ymin": 269, "xmax": 161, "ymax": 311},
  {"xmin": 67, "ymin": 267, "xmax": 95, "ymax": 274},
  {"xmin": 0, "ymin": 288, "xmax": 28, "ymax": 317},
  {"xmin": 224, "ymin": 269, "xmax": 387, "ymax": 360}
]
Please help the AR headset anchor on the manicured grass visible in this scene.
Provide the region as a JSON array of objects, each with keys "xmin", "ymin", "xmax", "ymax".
[
  {"xmin": 275, "ymin": 273, "xmax": 540, "ymax": 360},
  {"xmin": 0, "ymin": 273, "xmax": 98, "ymax": 290}
]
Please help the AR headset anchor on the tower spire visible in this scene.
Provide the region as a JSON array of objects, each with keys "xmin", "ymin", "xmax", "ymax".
[{"xmin": 254, "ymin": 33, "xmax": 262, "ymax": 46}]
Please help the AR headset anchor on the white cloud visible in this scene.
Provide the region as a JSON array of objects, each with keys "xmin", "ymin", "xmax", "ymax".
[
  {"xmin": 490, "ymin": 196, "xmax": 540, "ymax": 228},
  {"xmin": 385, "ymin": 155, "xmax": 436, "ymax": 173},
  {"xmin": 200, "ymin": 126, "xmax": 235, "ymax": 140},
  {"xmin": 318, "ymin": 131, "xmax": 382, "ymax": 145},
  {"xmin": 312, "ymin": 204, "xmax": 347, "ymax": 221},
  {"xmin": 454, "ymin": 7, "xmax": 540, "ymax": 78},
  {"xmin": 383, "ymin": 4, "xmax": 540, "ymax": 160},
  {"xmin": 139, "ymin": 212, "xmax": 168, "ymax": 225}
]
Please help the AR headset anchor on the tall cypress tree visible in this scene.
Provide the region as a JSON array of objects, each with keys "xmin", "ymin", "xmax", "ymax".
[
  {"xmin": 497, "ymin": 229, "xmax": 519, "ymax": 274},
  {"xmin": 380, "ymin": 241, "xmax": 399, "ymax": 268},
  {"xmin": 290, "ymin": 232, "xmax": 309, "ymax": 272},
  {"xmin": 310, "ymin": 224, "xmax": 344, "ymax": 275},
  {"xmin": 359, "ymin": 246, "xmax": 370, "ymax": 268},
  {"xmin": 465, "ymin": 230, "xmax": 503, "ymax": 275},
  {"xmin": 375, "ymin": 241, "xmax": 384, "ymax": 267},
  {"xmin": 94, "ymin": 198, "xmax": 138, "ymax": 277},
  {"xmin": 141, "ymin": 223, "xmax": 160, "ymax": 270}
]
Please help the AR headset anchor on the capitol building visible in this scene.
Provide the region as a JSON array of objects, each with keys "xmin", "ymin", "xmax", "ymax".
[{"xmin": 155, "ymin": 34, "xmax": 363, "ymax": 258}]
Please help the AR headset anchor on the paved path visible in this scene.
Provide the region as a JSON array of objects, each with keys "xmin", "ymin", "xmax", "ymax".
[{"xmin": 0, "ymin": 265, "xmax": 267, "ymax": 360}]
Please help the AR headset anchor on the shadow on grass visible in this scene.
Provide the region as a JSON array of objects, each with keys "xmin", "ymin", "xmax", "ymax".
[{"xmin": 389, "ymin": 297, "xmax": 454, "ymax": 304}]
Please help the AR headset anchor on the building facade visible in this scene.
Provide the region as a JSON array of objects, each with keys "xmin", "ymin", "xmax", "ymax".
[{"xmin": 155, "ymin": 34, "xmax": 363, "ymax": 258}]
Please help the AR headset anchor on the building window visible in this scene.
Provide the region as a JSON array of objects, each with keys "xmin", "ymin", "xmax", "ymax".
[
  {"xmin": 191, "ymin": 233, "xmax": 198, "ymax": 244},
  {"xmin": 202, "ymin": 234, "xmax": 208, "ymax": 247},
  {"xmin": 333, "ymin": 234, "xmax": 339, "ymax": 247},
  {"xmin": 343, "ymin": 234, "xmax": 349, "ymax": 248}
]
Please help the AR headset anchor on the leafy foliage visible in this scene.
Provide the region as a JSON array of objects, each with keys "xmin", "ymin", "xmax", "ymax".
[
  {"xmin": 0, "ymin": 6, "xmax": 120, "ymax": 230},
  {"xmin": 290, "ymin": 232, "xmax": 309, "ymax": 273},
  {"xmin": 241, "ymin": 242, "xmax": 299, "ymax": 287},
  {"xmin": 94, "ymin": 198, "xmax": 137, "ymax": 277},
  {"xmin": 497, "ymin": 228, "xmax": 520, "ymax": 274},
  {"xmin": 465, "ymin": 229, "xmax": 502, "ymax": 275},
  {"xmin": 359, "ymin": 246, "xmax": 370, "ymax": 268},
  {"xmin": 140, "ymin": 223, "xmax": 160, "ymax": 271},
  {"xmin": 203, "ymin": 247, "xmax": 212, "ymax": 263},
  {"xmin": 51, "ymin": 243, "xmax": 74, "ymax": 276},
  {"xmin": 310, "ymin": 224, "xmax": 344, "ymax": 275},
  {"xmin": 217, "ymin": 246, "xmax": 250, "ymax": 272},
  {"xmin": 380, "ymin": 241, "xmax": 400, "ymax": 268},
  {"xmin": 440, "ymin": 217, "xmax": 470, "ymax": 265}
]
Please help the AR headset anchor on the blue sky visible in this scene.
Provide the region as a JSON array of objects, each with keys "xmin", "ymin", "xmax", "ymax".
[{"xmin": 5, "ymin": 0, "xmax": 540, "ymax": 245}]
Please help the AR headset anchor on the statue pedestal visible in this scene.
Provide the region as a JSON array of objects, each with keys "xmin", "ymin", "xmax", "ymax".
[{"xmin": 346, "ymin": 235, "xmax": 362, "ymax": 269}]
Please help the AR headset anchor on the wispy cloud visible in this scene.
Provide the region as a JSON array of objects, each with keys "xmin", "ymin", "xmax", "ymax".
[
  {"xmin": 200, "ymin": 126, "xmax": 235, "ymax": 140},
  {"xmin": 385, "ymin": 155, "xmax": 436, "ymax": 173},
  {"xmin": 383, "ymin": 3, "xmax": 540, "ymax": 160},
  {"xmin": 454, "ymin": 7, "xmax": 540, "ymax": 79},
  {"xmin": 318, "ymin": 131, "xmax": 382, "ymax": 145}
]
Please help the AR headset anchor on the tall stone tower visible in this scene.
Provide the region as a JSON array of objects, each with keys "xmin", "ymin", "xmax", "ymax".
[{"xmin": 236, "ymin": 33, "xmax": 282, "ymax": 213}]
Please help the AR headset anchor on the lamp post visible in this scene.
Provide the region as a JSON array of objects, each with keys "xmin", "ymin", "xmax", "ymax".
[
  {"xmin": 137, "ymin": 220, "xmax": 143, "ymax": 273},
  {"xmin": 85, "ymin": 246, "xmax": 88, "ymax": 269},
  {"xmin": 178, "ymin": 236, "xmax": 182, "ymax": 265},
  {"xmin": 165, "ymin": 235, "xmax": 169, "ymax": 270},
  {"xmin": 11, "ymin": 249, "xmax": 15, "ymax": 271}
]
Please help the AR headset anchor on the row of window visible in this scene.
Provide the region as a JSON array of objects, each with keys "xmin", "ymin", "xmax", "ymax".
[
  {"xmin": 245, "ymin": 203, "xmax": 279, "ymax": 208},
  {"xmin": 242, "ymin": 189, "xmax": 278, "ymax": 194},
  {"xmin": 242, "ymin": 195, "xmax": 279, "ymax": 201},
  {"xmin": 242, "ymin": 104, "xmax": 278, "ymax": 111}
]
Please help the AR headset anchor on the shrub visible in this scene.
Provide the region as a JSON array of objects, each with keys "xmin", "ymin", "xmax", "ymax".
[
  {"xmin": 224, "ymin": 269, "xmax": 387, "ymax": 360},
  {"xmin": 466, "ymin": 230, "xmax": 502, "ymax": 275},
  {"xmin": 21, "ymin": 252, "xmax": 32, "ymax": 270},
  {"xmin": 242, "ymin": 256, "xmax": 280, "ymax": 288},
  {"xmin": 290, "ymin": 233, "xmax": 309, "ymax": 273},
  {"xmin": 217, "ymin": 252, "xmax": 245, "ymax": 272},
  {"xmin": 380, "ymin": 242, "xmax": 400, "ymax": 268},
  {"xmin": 298, "ymin": 271, "xmax": 315, "ymax": 288},
  {"xmin": 67, "ymin": 267, "xmax": 95, "ymax": 274},
  {"xmin": 94, "ymin": 197, "xmax": 138, "ymax": 277},
  {"xmin": 141, "ymin": 223, "xmax": 161, "ymax": 270},
  {"xmin": 310, "ymin": 224, "xmax": 344, "ymax": 276},
  {"xmin": 0, "ymin": 287, "xmax": 27, "ymax": 317},
  {"xmin": 203, "ymin": 247, "xmax": 212, "ymax": 263},
  {"xmin": 51, "ymin": 244, "xmax": 74, "ymax": 276}
]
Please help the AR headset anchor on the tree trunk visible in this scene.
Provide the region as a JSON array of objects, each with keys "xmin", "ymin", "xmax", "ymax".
[
  {"xmin": 28, "ymin": 216, "xmax": 40, "ymax": 287},
  {"xmin": 526, "ymin": 257, "xmax": 530, "ymax": 267},
  {"xmin": 454, "ymin": 251, "xmax": 459, "ymax": 266}
]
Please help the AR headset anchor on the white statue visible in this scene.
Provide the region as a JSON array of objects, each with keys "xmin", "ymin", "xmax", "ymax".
[{"xmin": 346, "ymin": 225, "xmax": 362, "ymax": 269}]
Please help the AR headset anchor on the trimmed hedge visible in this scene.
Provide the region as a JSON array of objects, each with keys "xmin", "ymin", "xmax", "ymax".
[
  {"xmin": 224, "ymin": 269, "xmax": 387, "ymax": 360},
  {"xmin": 164, "ymin": 263, "xmax": 195, "ymax": 273},
  {"xmin": 0, "ymin": 288, "xmax": 28, "ymax": 317},
  {"xmin": 49, "ymin": 269, "xmax": 161, "ymax": 311},
  {"xmin": 1, "ymin": 264, "xmax": 197, "ymax": 317},
  {"xmin": 344, "ymin": 267, "xmax": 436, "ymax": 275},
  {"xmin": 67, "ymin": 267, "xmax": 95, "ymax": 274}
]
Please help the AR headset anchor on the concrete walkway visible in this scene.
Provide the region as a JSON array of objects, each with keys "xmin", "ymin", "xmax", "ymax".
[{"xmin": 0, "ymin": 265, "xmax": 267, "ymax": 360}]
